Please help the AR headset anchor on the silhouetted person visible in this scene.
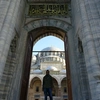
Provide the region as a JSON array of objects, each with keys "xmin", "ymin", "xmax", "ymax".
[{"xmin": 42, "ymin": 70, "xmax": 53, "ymax": 100}]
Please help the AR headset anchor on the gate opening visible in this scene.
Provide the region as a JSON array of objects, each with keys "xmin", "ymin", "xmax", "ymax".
[{"xmin": 19, "ymin": 27, "xmax": 72, "ymax": 100}]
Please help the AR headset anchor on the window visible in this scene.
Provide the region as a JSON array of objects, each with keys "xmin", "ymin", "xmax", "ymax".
[
  {"xmin": 41, "ymin": 53, "xmax": 43, "ymax": 57},
  {"xmin": 64, "ymin": 87, "xmax": 67, "ymax": 93},
  {"xmin": 36, "ymin": 86, "xmax": 39, "ymax": 92},
  {"xmin": 78, "ymin": 37, "xmax": 83, "ymax": 53}
]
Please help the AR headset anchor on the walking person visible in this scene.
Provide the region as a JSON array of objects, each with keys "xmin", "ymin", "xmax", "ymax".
[{"xmin": 42, "ymin": 70, "xmax": 53, "ymax": 100}]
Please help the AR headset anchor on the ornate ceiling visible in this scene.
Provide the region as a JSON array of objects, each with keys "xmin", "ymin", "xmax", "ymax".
[{"xmin": 27, "ymin": 0, "xmax": 70, "ymax": 3}]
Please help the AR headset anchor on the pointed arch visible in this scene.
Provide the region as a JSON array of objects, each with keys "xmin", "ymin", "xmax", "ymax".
[{"xmin": 24, "ymin": 18, "xmax": 71, "ymax": 33}]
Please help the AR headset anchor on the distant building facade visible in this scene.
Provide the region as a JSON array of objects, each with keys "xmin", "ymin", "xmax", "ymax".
[{"xmin": 28, "ymin": 47, "xmax": 68, "ymax": 100}]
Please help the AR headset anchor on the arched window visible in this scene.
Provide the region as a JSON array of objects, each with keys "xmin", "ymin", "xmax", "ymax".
[
  {"xmin": 78, "ymin": 37, "xmax": 83, "ymax": 53},
  {"xmin": 64, "ymin": 87, "xmax": 67, "ymax": 93},
  {"xmin": 36, "ymin": 86, "xmax": 39, "ymax": 92}
]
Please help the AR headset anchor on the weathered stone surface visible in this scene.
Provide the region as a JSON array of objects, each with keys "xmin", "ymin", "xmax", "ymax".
[{"xmin": 0, "ymin": 0, "xmax": 100, "ymax": 100}]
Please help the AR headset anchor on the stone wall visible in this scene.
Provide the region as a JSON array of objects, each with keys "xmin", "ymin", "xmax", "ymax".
[
  {"xmin": 0, "ymin": 0, "xmax": 100, "ymax": 100},
  {"xmin": 0, "ymin": 0, "xmax": 26, "ymax": 100},
  {"xmin": 71, "ymin": 0, "xmax": 100, "ymax": 100}
]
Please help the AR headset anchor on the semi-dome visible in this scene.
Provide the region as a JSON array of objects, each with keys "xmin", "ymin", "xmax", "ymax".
[
  {"xmin": 33, "ymin": 69, "xmax": 43, "ymax": 74},
  {"xmin": 46, "ymin": 66, "xmax": 58, "ymax": 71},
  {"xmin": 60, "ymin": 69, "xmax": 66, "ymax": 74},
  {"xmin": 41, "ymin": 46, "xmax": 62, "ymax": 51}
]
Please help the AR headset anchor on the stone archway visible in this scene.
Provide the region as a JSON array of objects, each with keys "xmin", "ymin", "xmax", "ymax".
[
  {"xmin": 24, "ymin": 18, "xmax": 71, "ymax": 33},
  {"xmin": 61, "ymin": 77, "xmax": 68, "ymax": 100},
  {"xmin": 28, "ymin": 77, "xmax": 42, "ymax": 100},
  {"xmin": 1, "ymin": 0, "xmax": 99, "ymax": 100},
  {"xmin": 52, "ymin": 77, "xmax": 59, "ymax": 97},
  {"xmin": 19, "ymin": 18, "xmax": 72, "ymax": 100}
]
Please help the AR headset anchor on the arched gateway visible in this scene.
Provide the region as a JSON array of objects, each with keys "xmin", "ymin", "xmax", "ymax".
[
  {"xmin": 0, "ymin": 0, "xmax": 100, "ymax": 100},
  {"xmin": 20, "ymin": 18, "xmax": 72, "ymax": 100}
]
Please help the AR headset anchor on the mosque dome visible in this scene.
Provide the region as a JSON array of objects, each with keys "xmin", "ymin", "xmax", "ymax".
[
  {"xmin": 46, "ymin": 66, "xmax": 58, "ymax": 71},
  {"xmin": 33, "ymin": 69, "xmax": 43, "ymax": 74},
  {"xmin": 60, "ymin": 69, "xmax": 66, "ymax": 74},
  {"xmin": 41, "ymin": 46, "xmax": 62, "ymax": 51}
]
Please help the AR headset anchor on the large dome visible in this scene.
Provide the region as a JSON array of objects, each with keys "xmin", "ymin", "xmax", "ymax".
[
  {"xmin": 46, "ymin": 66, "xmax": 58, "ymax": 71},
  {"xmin": 32, "ymin": 69, "xmax": 43, "ymax": 74},
  {"xmin": 41, "ymin": 46, "xmax": 62, "ymax": 51}
]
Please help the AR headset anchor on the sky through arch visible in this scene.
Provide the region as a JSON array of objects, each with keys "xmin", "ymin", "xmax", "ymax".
[{"xmin": 33, "ymin": 36, "xmax": 64, "ymax": 52}]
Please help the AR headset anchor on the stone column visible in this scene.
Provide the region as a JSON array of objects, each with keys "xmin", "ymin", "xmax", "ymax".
[
  {"xmin": 58, "ymin": 85, "xmax": 61, "ymax": 96},
  {"xmin": 78, "ymin": 0, "xmax": 100, "ymax": 99},
  {"xmin": 0, "ymin": 0, "xmax": 22, "ymax": 82}
]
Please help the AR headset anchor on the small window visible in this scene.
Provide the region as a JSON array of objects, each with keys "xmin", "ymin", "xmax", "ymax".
[
  {"xmin": 78, "ymin": 37, "xmax": 83, "ymax": 53},
  {"xmin": 41, "ymin": 53, "xmax": 43, "ymax": 57},
  {"xmin": 64, "ymin": 87, "xmax": 67, "ymax": 93},
  {"xmin": 36, "ymin": 86, "xmax": 39, "ymax": 92}
]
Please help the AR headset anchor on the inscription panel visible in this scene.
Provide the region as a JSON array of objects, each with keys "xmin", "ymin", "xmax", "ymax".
[{"xmin": 28, "ymin": 4, "xmax": 68, "ymax": 16}]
